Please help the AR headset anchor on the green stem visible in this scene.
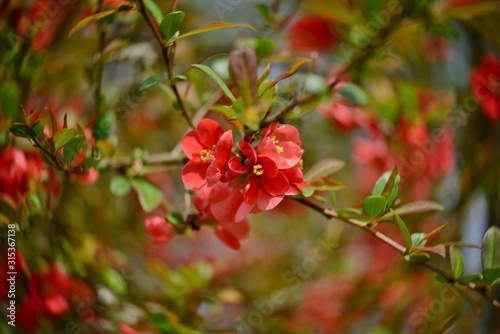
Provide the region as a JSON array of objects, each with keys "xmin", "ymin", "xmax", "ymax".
[{"xmin": 138, "ymin": 0, "xmax": 195, "ymax": 129}]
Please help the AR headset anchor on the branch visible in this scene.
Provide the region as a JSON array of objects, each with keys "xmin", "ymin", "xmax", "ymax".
[
  {"xmin": 294, "ymin": 197, "xmax": 500, "ymax": 309},
  {"xmin": 138, "ymin": 0, "xmax": 195, "ymax": 129}
]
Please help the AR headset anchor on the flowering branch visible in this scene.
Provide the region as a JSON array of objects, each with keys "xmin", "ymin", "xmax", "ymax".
[{"xmin": 294, "ymin": 197, "xmax": 500, "ymax": 309}]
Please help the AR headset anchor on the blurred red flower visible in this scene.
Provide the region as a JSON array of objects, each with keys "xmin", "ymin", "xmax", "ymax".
[
  {"xmin": 287, "ymin": 15, "xmax": 337, "ymax": 52},
  {"xmin": 471, "ymin": 53, "xmax": 500, "ymax": 120},
  {"xmin": 144, "ymin": 216, "xmax": 175, "ymax": 244}
]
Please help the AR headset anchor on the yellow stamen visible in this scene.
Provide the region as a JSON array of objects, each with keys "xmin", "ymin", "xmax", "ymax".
[
  {"xmin": 253, "ymin": 164, "xmax": 264, "ymax": 176},
  {"xmin": 272, "ymin": 136, "xmax": 284, "ymax": 154},
  {"xmin": 200, "ymin": 149, "xmax": 212, "ymax": 163}
]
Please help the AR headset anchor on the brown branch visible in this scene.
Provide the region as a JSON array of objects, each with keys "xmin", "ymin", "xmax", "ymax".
[
  {"xmin": 138, "ymin": 0, "xmax": 195, "ymax": 129},
  {"xmin": 294, "ymin": 197, "xmax": 500, "ymax": 309}
]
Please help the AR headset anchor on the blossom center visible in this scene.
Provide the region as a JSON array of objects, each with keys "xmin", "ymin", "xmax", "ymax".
[
  {"xmin": 199, "ymin": 146, "xmax": 216, "ymax": 163},
  {"xmin": 271, "ymin": 136, "xmax": 284, "ymax": 154},
  {"xmin": 253, "ymin": 164, "xmax": 264, "ymax": 176}
]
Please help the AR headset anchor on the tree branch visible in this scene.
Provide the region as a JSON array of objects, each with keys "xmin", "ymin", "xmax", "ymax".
[
  {"xmin": 294, "ymin": 197, "xmax": 500, "ymax": 309},
  {"xmin": 138, "ymin": 0, "xmax": 195, "ymax": 129}
]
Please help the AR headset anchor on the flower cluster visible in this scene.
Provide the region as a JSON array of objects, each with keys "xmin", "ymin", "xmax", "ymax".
[{"xmin": 182, "ymin": 119, "xmax": 305, "ymax": 249}]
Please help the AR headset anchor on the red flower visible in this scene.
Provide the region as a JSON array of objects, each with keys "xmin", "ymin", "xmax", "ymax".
[
  {"xmin": 144, "ymin": 216, "xmax": 175, "ymax": 244},
  {"xmin": 182, "ymin": 119, "xmax": 233, "ymax": 190},
  {"xmin": 318, "ymin": 99, "xmax": 370, "ymax": 133},
  {"xmin": 194, "ymin": 183, "xmax": 249, "ymax": 249},
  {"xmin": 15, "ymin": 262, "xmax": 92, "ymax": 332},
  {"xmin": 471, "ymin": 53, "xmax": 500, "ymax": 120},
  {"xmin": 229, "ymin": 140, "xmax": 290, "ymax": 220},
  {"xmin": 287, "ymin": 15, "xmax": 337, "ymax": 52},
  {"xmin": 0, "ymin": 147, "xmax": 59, "ymax": 205},
  {"xmin": 257, "ymin": 122, "xmax": 303, "ymax": 169}
]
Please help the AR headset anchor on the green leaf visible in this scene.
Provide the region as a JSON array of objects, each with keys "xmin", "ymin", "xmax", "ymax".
[
  {"xmin": 142, "ymin": 0, "xmax": 163, "ymax": 24},
  {"xmin": 337, "ymin": 207, "xmax": 363, "ymax": 216},
  {"xmin": 300, "ymin": 187, "xmax": 315, "ymax": 198},
  {"xmin": 32, "ymin": 122, "xmax": 44, "ymax": 138},
  {"xmin": 397, "ymin": 82, "xmax": 418, "ymax": 121},
  {"xmin": 411, "ymin": 232, "xmax": 427, "ymax": 248},
  {"xmin": 131, "ymin": 178, "xmax": 163, "ymax": 212},
  {"xmin": 255, "ymin": 4, "xmax": 271, "ymax": 23},
  {"xmin": 160, "ymin": 11, "xmax": 185, "ymax": 44},
  {"xmin": 450, "ymin": 246, "xmax": 465, "ymax": 279},
  {"xmin": 380, "ymin": 201, "xmax": 444, "ymax": 220},
  {"xmin": 110, "ymin": 176, "xmax": 131, "ymax": 197},
  {"xmin": 139, "ymin": 76, "xmax": 167, "ymax": 92},
  {"xmin": 308, "ymin": 177, "xmax": 344, "ymax": 191},
  {"xmin": 62, "ymin": 136, "xmax": 84, "ymax": 165},
  {"xmin": 391, "ymin": 209, "xmax": 412, "ymax": 248},
  {"xmin": 175, "ymin": 21, "xmax": 255, "ymax": 41},
  {"xmin": 483, "ymin": 267, "xmax": 500, "ymax": 285},
  {"xmin": 53, "ymin": 128, "xmax": 76, "ymax": 150},
  {"xmin": 102, "ymin": 268, "xmax": 126, "ymax": 294},
  {"xmin": 363, "ymin": 196, "xmax": 386, "ymax": 217},
  {"xmin": 9, "ymin": 123, "xmax": 32, "ymax": 137},
  {"xmin": 338, "ymin": 82, "xmax": 369, "ymax": 105},
  {"xmin": 404, "ymin": 253, "xmax": 430, "ymax": 264},
  {"xmin": 482, "ymin": 226, "xmax": 500, "ymax": 270},
  {"xmin": 381, "ymin": 166, "xmax": 399, "ymax": 207},
  {"xmin": 192, "ymin": 64, "xmax": 236, "ymax": 102},
  {"xmin": 68, "ymin": 9, "xmax": 117, "ymax": 37},
  {"xmin": 167, "ymin": 210, "xmax": 184, "ymax": 227},
  {"xmin": 304, "ymin": 159, "xmax": 344, "ymax": 183}
]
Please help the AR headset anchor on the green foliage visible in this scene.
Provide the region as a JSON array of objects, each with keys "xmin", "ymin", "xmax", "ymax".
[
  {"xmin": 131, "ymin": 178, "xmax": 163, "ymax": 212},
  {"xmin": 161, "ymin": 11, "xmax": 186, "ymax": 44}
]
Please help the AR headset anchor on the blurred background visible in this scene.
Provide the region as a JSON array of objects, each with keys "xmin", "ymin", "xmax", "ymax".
[{"xmin": 1, "ymin": 0, "xmax": 500, "ymax": 333}]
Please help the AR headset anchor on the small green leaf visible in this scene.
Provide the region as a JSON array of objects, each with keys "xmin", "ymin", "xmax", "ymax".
[
  {"xmin": 167, "ymin": 210, "xmax": 184, "ymax": 227},
  {"xmin": 175, "ymin": 21, "xmax": 255, "ymax": 41},
  {"xmin": 450, "ymin": 246, "xmax": 465, "ymax": 279},
  {"xmin": 131, "ymin": 178, "xmax": 163, "ymax": 212},
  {"xmin": 192, "ymin": 64, "xmax": 236, "ymax": 102},
  {"xmin": 139, "ymin": 76, "xmax": 167, "ymax": 92},
  {"xmin": 337, "ymin": 207, "xmax": 363, "ymax": 216},
  {"xmin": 391, "ymin": 209, "xmax": 412, "ymax": 248},
  {"xmin": 381, "ymin": 165, "xmax": 399, "ymax": 208},
  {"xmin": 411, "ymin": 232, "xmax": 427, "ymax": 248},
  {"xmin": 110, "ymin": 176, "xmax": 131, "ymax": 197},
  {"xmin": 363, "ymin": 196, "xmax": 386, "ymax": 217},
  {"xmin": 160, "ymin": 11, "xmax": 185, "ymax": 44},
  {"xmin": 32, "ymin": 122, "xmax": 44, "ymax": 138},
  {"xmin": 62, "ymin": 136, "xmax": 84, "ymax": 165},
  {"xmin": 304, "ymin": 159, "xmax": 344, "ymax": 183},
  {"xmin": 300, "ymin": 187, "xmax": 315, "ymax": 197},
  {"xmin": 338, "ymin": 82, "xmax": 369, "ymax": 105},
  {"xmin": 483, "ymin": 267, "xmax": 500, "ymax": 285},
  {"xmin": 482, "ymin": 226, "xmax": 500, "ymax": 270},
  {"xmin": 404, "ymin": 253, "xmax": 430, "ymax": 264},
  {"xmin": 255, "ymin": 4, "xmax": 271, "ymax": 23},
  {"xmin": 10, "ymin": 123, "xmax": 32, "ymax": 137},
  {"xmin": 68, "ymin": 9, "xmax": 117, "ymax": 37},
  {"xmin": 380, "ymin": 201, "xmax": 444, "ymax": 220},
  {"xmin": 53, "ymin": 128, "xmax": 76, "ymax": 150},
  {"xmin": 170, "ymin": 75, "xmax": 188, "ymax": 83},
  {"xmin": 142, "ymin": 0, "xmax": 163, "ymax": 23},
  {"xmin": 308, "ymin": 177, "xmax": 344, "ymax": 191},
  {"xmin": 102, "ymin": 268, "xmax": 126, "ymax": 294}
]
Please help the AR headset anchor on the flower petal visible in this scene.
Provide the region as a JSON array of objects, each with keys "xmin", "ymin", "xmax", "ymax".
[{"xmin": 181, "ymin": 159, "xmax": 207, "ymax": 190}]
